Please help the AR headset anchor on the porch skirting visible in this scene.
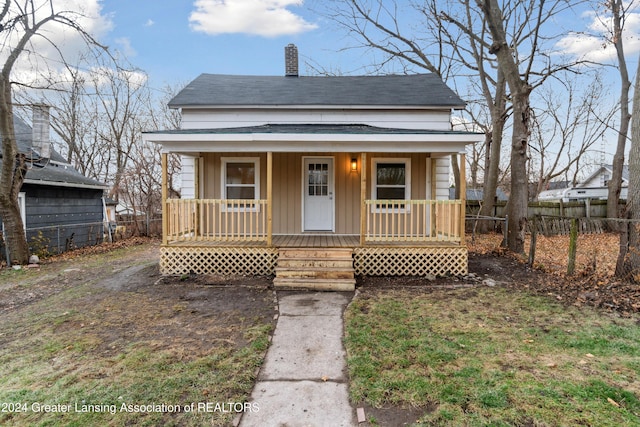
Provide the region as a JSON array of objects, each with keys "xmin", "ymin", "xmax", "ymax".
[
  {"xmin": 353, "ymin": 246, "xmax": 467, "ymax": 276},
  {"xmin": 160, "ymin": 246, "xmax": 278, "ymax": 276},
  {"xmin": 160, "ymin": 243, "xmax": 468, "ymax": 277}
]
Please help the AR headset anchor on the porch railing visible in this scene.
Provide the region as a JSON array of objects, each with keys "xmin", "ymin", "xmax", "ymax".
[
  {"xmin": 365, "ymin": 199, "xmax": 462, "ymax": 242},
  {"xmin": 165, "ymin": 198, "xmax": 461, "ymax": 244},
  {"xmin": 166, "ymin": 199, "xmax": 268, "ymax": 242}
]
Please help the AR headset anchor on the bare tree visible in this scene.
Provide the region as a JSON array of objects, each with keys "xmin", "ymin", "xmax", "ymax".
[
  {"xmin": 0, "ymin": 0, "xmax": 107, "ymax": 264},
  {"xmin": 318, "ymin": 0, "xmax": 509, "ymax": 229},
  {"xmin": 617, "ymin": 53, "xmax": 640, "ymax": 279},
  {"xmin": 606, "ymin": 0, "xmax": 633, "ymax": 218},
  {"xmin": 529, "ymin": 71, "xmax": 615, "ymax": 198},
  {"xmin": 117, "ymin": 83, "xmax": 182, "ymax": 236}
]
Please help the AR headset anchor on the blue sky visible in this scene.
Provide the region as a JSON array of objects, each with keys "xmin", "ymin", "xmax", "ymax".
[
  {"xmin": 80, "ymin": 0, "xmax": 640, "ymax": 170},
  {"xmin": 99, "ymin": 0, "xmax": 359, "ymax": 87},
  {"xmin": 95, "ymin": 1, "xmax": 640, "ymax": 95},
  {"xmin": 7, "ymin": 0, "xmax": 640, "ymax": 167}
]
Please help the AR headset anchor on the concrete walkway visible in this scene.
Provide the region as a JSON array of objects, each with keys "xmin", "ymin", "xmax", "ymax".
[{"xmin": 239, "ymin": 292, "xmax": 357, "ymax": 427}]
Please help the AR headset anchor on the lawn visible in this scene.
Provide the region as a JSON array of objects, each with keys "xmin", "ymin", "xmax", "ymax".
[
  {"xmin": 345, "ymin": 286, "xmax": 640, "ymax": 426},
  {"xmin": 0, "ymin": 241, "xmax": 274, "ymax": 426}
]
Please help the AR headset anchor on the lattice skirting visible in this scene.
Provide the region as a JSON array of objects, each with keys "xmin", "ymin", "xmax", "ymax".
[
  {"xmin": 160, "ymin": 246, "xmax": 278, "ymax": 276},
  {"xmin": 354, "ymin": 246, "xmax": 468, "ymax": 276}
]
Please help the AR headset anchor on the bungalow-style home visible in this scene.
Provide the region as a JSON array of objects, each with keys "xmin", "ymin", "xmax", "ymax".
[
  {"xmin": 0, "ymin": 106, "xmax": 107, "ymax": 258},
  {"xmin": 143, "ymin": 45, "xmax": 482, "ymax": 290}
]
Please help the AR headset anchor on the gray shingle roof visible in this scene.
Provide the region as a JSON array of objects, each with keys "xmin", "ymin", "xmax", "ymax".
[
  {"xmin": 145, "ymin": 123, "xmax": 477, "ymax": 136},
  {"xmin": 169, "ymin": 73, "xmax": 466, "ymax": 109},
  {"xmin": 1, "ymin": 115, "xmax": 105, "ymax": 189}
]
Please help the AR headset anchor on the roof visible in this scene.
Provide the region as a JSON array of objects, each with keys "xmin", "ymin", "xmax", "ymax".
[
  {"xmin": 145, "ymin": 123, "xmax": 478, "ymax": 136},
  {"xmin": 169, "ymin": 73, "xmax": 466, "ymax": 109},
  {"xmin": 578, "ymin": 164, "xmax": 629, "ymax": 188},
  {"xmin": 143, "ymin": 123, "xmax": 483, "ymax": 154},
  {"xmin": 1, "ymin": 115, "xmax": 106, "ymax": 190}
]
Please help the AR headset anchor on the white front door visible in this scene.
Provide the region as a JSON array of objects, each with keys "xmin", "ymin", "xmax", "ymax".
[{"xmin": 303, "ymin": 157, "xmax": 334, "ymax": 231}]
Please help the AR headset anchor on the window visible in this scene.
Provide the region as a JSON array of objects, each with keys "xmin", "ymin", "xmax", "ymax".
[
  {"xmin": 307, "ymin": 162, "xmax": 329, "ymax": 196},
  {"xmin": 372, "ymin": 158, "xmax": 411, "ymax": 210},
  {"xmin": 221, "ymin": 157, "xmax": 260, "ymax": 210}
]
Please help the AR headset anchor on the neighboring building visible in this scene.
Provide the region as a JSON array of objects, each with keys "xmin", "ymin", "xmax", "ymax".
[
  {"xmin": 449, "ymin": 187, "xmax": 508, "ymax": 201},
  {"xmin": 537, "ymin": 165, "xmax": 628, "ymax": 202},
  {"xmin": 0, "ymin": 107, "xmax": 107, "ymax": 258},
  {"xmin": 143, "ymin": 44, "xmax": 482, "ymax": 290}
]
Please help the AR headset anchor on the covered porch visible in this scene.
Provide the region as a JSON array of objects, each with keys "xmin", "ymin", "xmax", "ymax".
[
  {"xmin": 159, "ymin": 151, "xmax": 469, "ymax": 279},
  {"xmin": 149, "ymin": 125, "xmax": 480, "ymax": 280}
]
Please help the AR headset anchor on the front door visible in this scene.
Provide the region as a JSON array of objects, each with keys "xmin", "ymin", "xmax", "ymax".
[{"xmin": 303, "ymin": 157, "xmax": 334, "ymax": 231}]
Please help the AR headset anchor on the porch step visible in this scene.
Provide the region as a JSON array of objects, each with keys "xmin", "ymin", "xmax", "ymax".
[
  {"xmin": 274, "ymin": 247, "xmax": 356, "ymax": 291},
  {"xmin": 272, "ymin": 278, "xmax": 356, "ymax": 292},
  {"xmin": 275, "ymin": 266, "xmax": 355, "ymax": 280}
]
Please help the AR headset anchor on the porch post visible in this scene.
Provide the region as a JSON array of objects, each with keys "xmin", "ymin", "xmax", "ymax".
[
  {"xmin": 459, "ymin": 152, "xmax": 466, "ymax": 244},
  {"xmin": 360, "ymin": 152, "xmax": 367, "ymax": 246},
  {"xmin": 267, "ymin": 151, "xmax": 273, "ymax": 246},
  {"xmin": 161, "ymin": 152, "xmax": 168, "ymax": 245}
]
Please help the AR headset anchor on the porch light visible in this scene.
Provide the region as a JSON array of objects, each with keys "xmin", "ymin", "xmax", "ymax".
[{"xmin": 351, "ymin": 157, "xmax": 358, "ymax": 172}]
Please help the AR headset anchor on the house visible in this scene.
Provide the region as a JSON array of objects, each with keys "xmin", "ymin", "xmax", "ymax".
[
  {"xmin": 0, "ymin": 106, "xmax": 107, "ymax": 257},
  {"xmin": 537, "ymin": 165, "xmax": 628, "ymax": 202},
  {"xmin": 449, "ymin": 187, "xmax": 508, "ymax": 201},
  {"xmin": 143, "ymin": 45, "xmax": 482, "ymax": 290}
]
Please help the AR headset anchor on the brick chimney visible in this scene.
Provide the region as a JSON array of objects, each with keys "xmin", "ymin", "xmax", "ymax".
[
  {"xmin": 32, "ymin": 104, "xmax": 51, "ymax": 159},
  {"xmin": 285, "ymin": 43, "xmax": 298, "ymax": 77}
]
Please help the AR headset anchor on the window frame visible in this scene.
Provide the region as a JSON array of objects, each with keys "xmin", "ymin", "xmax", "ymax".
[
  {"xmin": 371, "ymin": 158, "xmax": 411, "ymax": 212},
  {"xmin": 220, "ymin": 157, "xmax": 260, "ymax": 211}
]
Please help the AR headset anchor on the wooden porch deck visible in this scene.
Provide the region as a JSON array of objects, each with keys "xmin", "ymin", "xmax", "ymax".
[{"xmin": 165, "ymin": 234, "xmax": 462, "ymax": 248}]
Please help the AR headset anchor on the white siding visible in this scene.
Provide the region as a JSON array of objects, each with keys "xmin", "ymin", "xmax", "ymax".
[
  {"xmin": 580, "ymin": 170, "xmax": 610, "ymax": 188},
  {"xmin": 180, "ymin": 108, "xmax": 453, "ymax": 131},
  {"xmin": 434, "ymin": 156, "xmax": 450, "ymax": 200},
  {"xmin": 181, "ymin": 155, "xmax": 196, "ymax": 199}
]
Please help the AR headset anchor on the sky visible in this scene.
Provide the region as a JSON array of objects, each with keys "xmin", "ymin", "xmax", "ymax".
[
  {"xmin": 98, "ymin": 0, "xmax": 362, "ymax": 87},
  {"xmin": 92, "ymin": 0, "xmax": 640, "ymax": 86},
  {"xmin": 6, "ymin": 0, "xmax": 640, "ymax": 168},
  {"xmin": 6, "ymin": 0, "xmax": 640, "ymax": 98}
]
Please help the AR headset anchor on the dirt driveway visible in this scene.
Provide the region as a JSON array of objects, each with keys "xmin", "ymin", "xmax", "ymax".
[{"xmin": 0, "ymin": 238, "xmax": 277, "ymax": 358}]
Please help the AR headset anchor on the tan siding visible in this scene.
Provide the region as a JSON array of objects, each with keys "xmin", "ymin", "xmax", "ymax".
[
  {"xmin": 367, "ymin": 153, "xmax": 431, "ymax": 199},
  {"xmin": 202, "ymin": 152, "xmax": 267, "ymax": 199},
  {"xmin": 272, "ymin": 153, "xmax": 301, "ymax": 234},
  {"xmin": 200, "ymin": 152, "xmax": 433, "ymax": 236}
]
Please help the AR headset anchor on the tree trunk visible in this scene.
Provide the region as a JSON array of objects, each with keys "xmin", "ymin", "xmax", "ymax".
[
  {"xmin": 478, "ymin": 102, "xmax": 506, "ymax": 231},
  {"xmin": 0, "ymin": 77, "xmax": 29, "ymax": 264},
  {"xmin": 452, "ymin": 154, "xmax": 461, "ymax": 199},
  {"xmin": 608, "ymin": 0, "xmax": 631, "ymax": 219},
  {"xmin": 618, "ymin": 54, "xmax": 640, "ymax": 280},
  {"xmin": 506, "ymin": 91, "xmax": 531, "ymax": 253},
  {"xmin": 480, "ymin": 0, "xmax": 532, "ymax": 253}
]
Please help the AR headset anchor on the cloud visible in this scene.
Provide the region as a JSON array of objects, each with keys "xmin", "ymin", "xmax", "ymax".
[
  {"xmin": 145, "ymin": 19, "xmax": 155, "ymax": 27},
  {"xmin": 189, "ymin": 0, "xmax": 318, "ymax": 37},
  {"xmin": 2, "ymin": 0, "xmax": 114, "ymax": 82},
  {"xmin": 115, "ymin": 37, "xmax": 137, "ymax": 57},
  {"xmin": 555, "ymin": 8, "xmax": 640, "ymax": 63}
]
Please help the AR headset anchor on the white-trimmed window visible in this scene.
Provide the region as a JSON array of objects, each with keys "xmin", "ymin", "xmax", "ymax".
[
  {"xmin": 221, "ymin": 157, "xmax": 260, "ymax": 210},
  {"xmin": 372, "ymin": 158, "xmax": 411, "ymax": 211}
]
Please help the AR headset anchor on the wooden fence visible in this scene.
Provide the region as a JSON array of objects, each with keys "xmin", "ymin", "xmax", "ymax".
[{"xmin": 466, "ymin": 199, "xmax": 623, "ymax": 219}]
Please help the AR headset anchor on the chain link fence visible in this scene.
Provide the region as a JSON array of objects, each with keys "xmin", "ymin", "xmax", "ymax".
[
  {"xmin": 0, "ymin": 217, "xmax": 162, "ymax": 265},
  {"xmin": 465, "ymin": 213, "xmax": 640, "ymax": 281}
]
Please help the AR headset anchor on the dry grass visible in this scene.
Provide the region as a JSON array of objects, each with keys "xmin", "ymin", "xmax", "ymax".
[{"xmin": 467, "ymin": 232, "xmax": 621, "ymax": 277}]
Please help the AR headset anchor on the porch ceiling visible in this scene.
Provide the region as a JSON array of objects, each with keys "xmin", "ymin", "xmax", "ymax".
[{"xmin": 143, "ymin": 124, "xmax": 482, "ymax": 154}]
